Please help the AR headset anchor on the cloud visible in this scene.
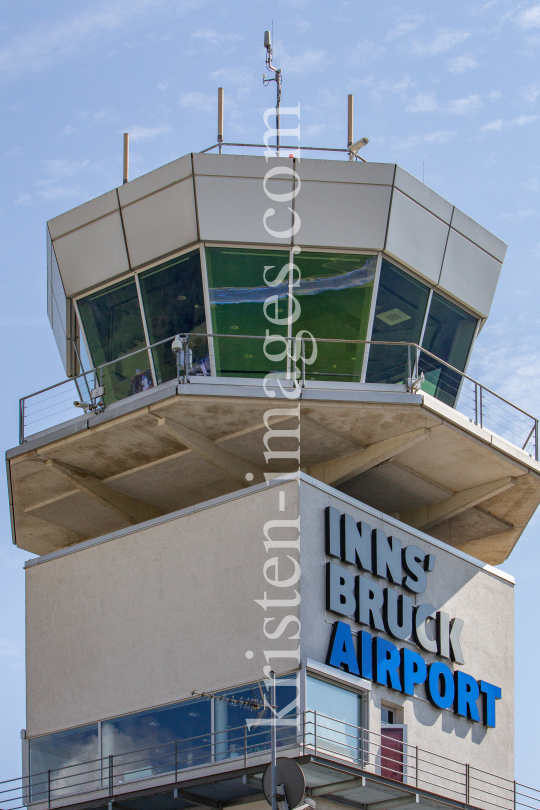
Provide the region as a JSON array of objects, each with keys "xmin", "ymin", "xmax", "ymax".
[
  {"xmin": 408, "ymin": 92, "xmax": 438, "ymax": 112},
  {"xmin": 382, "ymin": 130, "xmax": 457, "ymax": 150},
  {"xmin": 481, "ymin": 114, "xmax": 539, "ymax": 131},
  {"xmin": 445, "ymin": 94, "xmax": 482, "ymax": 114},
  {"xmin": 411, "ymin": 30, "xmax": 471, "ymax": 57},
  {"xmin": 280, "ymin": 48, "xmax": 327, "ymax": 74},
  {"xmin": 0, "ymin": 0, "xmax": 177, "ymax": 77},
  {"xmin": 447, "ymin": 54, "xmax": 479, "ymax": 73},
  {"xmin": 191, "ymin": 28, "xmax": 242, "ymax": 42},
  {"xmin": 179, "ymin": 91, "xmax": 214, "ymax": 112},
  {"xmin": 61, "ymin": 125, "xmax": 78, "ymax": 137},
  {"xmin": 15, "ymin": 192, "xmax": 32, "ymax": 206},
  {"xmin": 517, "ymin": 4, "xmax": 540, "ymax": 28},
  {"xmin": 0, "ymin": 638, "xmax": 23, "ymax": 665},
  {"xmin": 384, "ymin": 16, "xmax": 425, "ymax": 41},
  {"xmin": 126, "ymin": 125, "xmax": 171, "ymax": 141},
  {"xmin": 522, "ymin": 83, "xmax": 540, "ymax": 102},
  {"xmin": 211, "ymin": 68, "xmax": 254, "ymax": 87},
  {"xmin": 497, "ymin": 209, "xmax": 536, "ymax": 221},
  {"xmin": 522, "ymin": 178, "xmax": 539, "ymax": 192},
  {"xmin": 42, "ymin": 159, "xmax": 90, "ymax": 177},
  {"xmin": 362, "ymin": 76, "xmax": 414, "ymax": 96}
]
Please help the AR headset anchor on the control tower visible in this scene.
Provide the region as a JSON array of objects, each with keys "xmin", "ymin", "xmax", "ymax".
[{"xmin": 6, "ymin": 145, "xmax": 540, "ymax": 810}]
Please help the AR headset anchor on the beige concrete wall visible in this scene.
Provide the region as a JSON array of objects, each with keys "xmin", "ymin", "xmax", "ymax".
[
  {"xmin": 298, "ymin": 482, "xmax": 514, "ymax": 781},
  {"xmin": 26, "ymin": 482, "xmax": 300, "ymax": 736},
  {"xmin": 26, "ymin": 476, "xmax": 514, "ymax": 782}
]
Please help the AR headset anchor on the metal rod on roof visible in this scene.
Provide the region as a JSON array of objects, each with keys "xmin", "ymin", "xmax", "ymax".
[
  {"xmin": 123, "ymin": 133, "xmax": 129, "ymax": 184},
  {"xmin": 217, "ymin": 88, "xmax": 224, "ymax": 154},
  {"xmin": 347, "ymin": 95, "xmax": 353, "ymax": 161}
]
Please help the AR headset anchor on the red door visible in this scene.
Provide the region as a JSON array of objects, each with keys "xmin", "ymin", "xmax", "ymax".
[{"xmin": 381, "ymin": 727, "xmax": 404, "ymax": 782}]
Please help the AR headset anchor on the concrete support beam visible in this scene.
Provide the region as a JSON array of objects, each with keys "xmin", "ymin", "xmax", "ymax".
[
  {"xmin": 307, "ymin": 428, "xmax": 431, "ymax": 487},
  {"xmin": 368, "ymin": 796, "xmax": 419, "ymax": 810},
  {"xmin": 311, "ymin": 778, "xmax": 365, "ymax": 796},
  {"xmin": 43, "ymin": 458, "xmax": 163, "ymax": 525},
  {"xmin": 400, "ymin": 477, "xmax": 516, "ymax": 531},
  {"xmin": 155, "ymin": 415, "xmax": 266, "ymax": 487}
]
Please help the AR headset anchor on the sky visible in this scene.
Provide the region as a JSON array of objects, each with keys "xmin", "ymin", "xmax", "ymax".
[{"xmin": 0, "ymin": 0, "xmax": 540, "ymax": 786}]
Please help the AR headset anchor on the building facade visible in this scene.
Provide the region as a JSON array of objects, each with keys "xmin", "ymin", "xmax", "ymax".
[{"xmin": 7, "ymin": 152, "xmax": 540, "ymax": 810}]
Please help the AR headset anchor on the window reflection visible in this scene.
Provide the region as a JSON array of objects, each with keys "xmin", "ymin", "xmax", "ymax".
[
  {"xmin": 78, "ymin": 278, "xmax": 151, "ymax": 404},
  {"xmin": 306, "ymin": 676, "xmax": 362, "ymax": 760},
  {"xmin": 215, "ymin": 676, "xmax": 298, "ymax": 761},
  {"xmin": 139, "ymin": 251, "xmax": 209, "ymax": 383},
  {"xmin": 102, "ymin": 697, "xmax": 211, "ymax": 784},
  {"xmin": 29, "ymin": 724, "xmax": 99, "ymax": 802},
  {"xmin": 206, "ymin": 247, "xmax": 290, "ymax": 378},
  {"xmin": 420, "ymin": 293, "xmax": 477, "ymax": 407},
  {"xmin": 366, "ymin": 260, "xmax": 430, "ymax": 385},
  {"xmin": 292, "ymin": 253, "xmax": 376, "ymax": 382}
]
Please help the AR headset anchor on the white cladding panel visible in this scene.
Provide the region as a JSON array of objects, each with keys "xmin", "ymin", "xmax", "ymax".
[
  {"xmin": 121, "ymin": 178, "xmax": 198, "ymax": 268},
  {"xmin": 385, "ymin": 189, "xmax": 449, "ymax": 284},
  {"xmin": 451, "ymin": 207, "xmax": 507, "ymax": 263},
  {"xmin": 118, "ymin": 155, "xmax": 193, "ymax": 206},
  {"xmin": 195, "ymin": 175, "xmax": 294, "ymax": 244},
  {"xmin": 48, "ymin": 189, "xmax": 119, "ymax": 240},
  {"xmin": 297, "ymin": 160, "xmax": 395, "ymax": 185},
  {"xmin": 439, "ymin": 229, "xmax": 503, "ymax": 317},
  {"xmin": 295, "ymin": 181, "xmax": 392, "ymax": 249},
  {"xmin": 53, "ymin": 211, "xmax": 129, "ymax": 297},
  {"xmin": 193, "ymin": 152, "xmax": 294, "ymax": 178},
  {"xmin": 394, "ymin": 166, "xmax": 454, "ymax": 223}
]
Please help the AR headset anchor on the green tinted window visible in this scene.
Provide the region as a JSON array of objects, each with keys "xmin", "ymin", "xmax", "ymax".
[
  {"xmin": 139, "ymin": 251, "xmax": 208, "ymax": 383},
  {"xmin": 366, "ymin": 260, "xmax": 430, "ymax": 384},
  {"xmin": 293, "ymin": 252, "xmax": 376, "ymax": 382},
  {"xmin": 78, "ymin": 279, "xmax": 151, "ymax": 403},
  {"xmin": 420, "ymin": 293, "xmax": 477, "ymax": 406},
  {"xmin": 206, "ymin": 247, "xmax": 289, "ymax": 377}
]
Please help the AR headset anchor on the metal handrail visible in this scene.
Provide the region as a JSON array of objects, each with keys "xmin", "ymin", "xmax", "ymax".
[
  {"xmin": 18, "ymin": 333, "xmax": 539, "ymax": 460},
  {"xmin": 3, "ymin": 711, "xmax": 534, "ymax": 810}
]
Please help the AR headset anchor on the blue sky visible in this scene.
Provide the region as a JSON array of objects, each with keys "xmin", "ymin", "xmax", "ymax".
[{"xmin": 1, "ymin": 0, "xmax": 540, "ymax": 784}]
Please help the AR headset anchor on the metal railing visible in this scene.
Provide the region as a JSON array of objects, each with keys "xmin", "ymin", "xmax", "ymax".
[
  {"xmin": 18, "ymin": 333, "xmax": 539, "ymax": 460},
  {"xmin": 1, "ymin": 712, "xmax": 537, "ymax": 810}
]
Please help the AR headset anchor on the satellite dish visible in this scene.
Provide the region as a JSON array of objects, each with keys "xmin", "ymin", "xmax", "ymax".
[{"xmin": 263, "ymin": 758, "xmax": 305, "ymax": 809}]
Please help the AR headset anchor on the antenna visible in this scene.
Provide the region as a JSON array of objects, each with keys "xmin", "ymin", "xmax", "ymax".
[
  {"xmin": 263, "ymin": 29, "xmax": 282, "ymax": 156},
  {"xmin": 123, "ymin": 133, "xmax": 129, "ymax": 184},
  {"xmin": 217, "ymin": 87, "xmax": 224, "ymax": 154},
  {"xmin": 347, "ymin": 95, "xmax": 354, "ymax": 161}
]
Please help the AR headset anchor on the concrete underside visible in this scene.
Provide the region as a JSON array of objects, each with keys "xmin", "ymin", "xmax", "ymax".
[{"xmin": 8, "ymin": 379, "xmax": 540, "ymax": 564}]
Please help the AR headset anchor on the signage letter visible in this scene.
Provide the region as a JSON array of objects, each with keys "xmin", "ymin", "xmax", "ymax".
[
  {"xmin": 373, "ymin": 530, "xmax": 402, "ymax": 584},
  {"xmin": 413, "ymin": 604, "xmax": 438, "ymax": 653},
  {"xmin": 356, "ymin": 574, "xmax": 385, "ymax": 631},
  {"xmin": 402, "ymin": 545, "xmax": 428, "ymax": 594},
  {"xmin": 374, "ymin": 637, "xmax": 402, "ymax": 690},
  {"xmin": 325, "ymin": 506, "xmax": 341, "ymax": 558},
  {"xmin": 341, "ymin": 514, "xmax": 372, "ymax": 571},
  {"xmin": 401, "ymin": 648, "xmax": 427, "ymax": 695},
  {"xmin": 383, "ymin": 588, "xmax": 413, "ymax": 641},
  {"xmin": 449, "ymin": 618, "xmax": 465, "ymax": 665},
  {"xmin": 455, "ymin": 671, "xmax": 481, "ymax": 722},
  {"xmin": 359, "ymin": 630, "xmax": 373, "ymax": 680},
  {"xmin": 479, "ymin": 681, "xmax": 501, "ymax": 728},
  {"xmin": 327, "ymin": 621, "xmax": 360, "ymax": 675},
  {"xmin": 426, "ymin": 662, "xmax": 455, "ymax": 709},
  {"xmin": 326, "ymin": 562, "xmax": 356, "ymax": 617}
]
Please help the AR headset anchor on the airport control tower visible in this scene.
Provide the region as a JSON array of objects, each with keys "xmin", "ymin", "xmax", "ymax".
[{"xmin": 6, "ymin": 124, "xmax": 540, "ymax": 810}]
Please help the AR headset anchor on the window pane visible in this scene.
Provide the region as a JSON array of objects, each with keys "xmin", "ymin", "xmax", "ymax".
[
  {"xmin": 366, "ymin": 260, "xmax": 430, "ymax": 385},
  {"xmin": 139, "ymin": 251, "xmax": 209, "ymax": 383},
  {"xmin": 420, "ymin": 293, "xmax": 477, "ymax": 407},
  {"xmin": 306, "ymin": 676, "xmax": 361, "ymax": 759},
  {"xmin": 206, "ymin": 247, "xmax": 289, "ymax": 378},
  {"xmin": 102, "ymin": 696, "xmax": 211, "ymax": 782},
  {"xmin": 29, "ymin": 724, "xmax": 99, "ymax": 801},
  {"xmin": 293, "ymin": 253, "xmax": 376, "ymax": 382},
  {"xmin": 78, "ymin": 278, "xmax": 151, "ymax": 404},
  {"xmin": 215, "ymin": 676, "xmax": 298, "ymax": 760}
]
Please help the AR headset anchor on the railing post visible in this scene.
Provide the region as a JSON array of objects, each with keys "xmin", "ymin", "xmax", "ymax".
[
  {"xmin": 19, "ymin": 398, "xmax": 25, "ymax": 444},
  {"xmin": 479, "ymin": 387, "xmax": 484, "ymax": 429},
  {"xmin": 415, "ymin": 746, "xmax": 419, "ymax": 788},
  {"xmin": 175, "ymin": 740, "xmax": 177, "ymax": 783},
  {"xmin": 108, "ymin": 754, "xmax": 113, "ymax": 797},
  {"xmin": 314, "ymin": 711, "xmax": 317, "ymax": 757},
  {"xmin": 48, "ymin": 769, "xmax": 51, "ymax": 810},
  {"xmin": 244, "ymin": 724, "xmax": 247, "ymax": 768},
  {"xmin": 301, "ymin": 339, "xmax": 306, "ymax": 388},
  {"xmin": 535, "ymin": 421, "xmax": 539, "ymax": 462},
  {"xmin": 514, "ymin": 780, "xmax": 517, "ymax": 810},
  {"xmin": 474, "ymin": 382, "xmax": 479, "ymax": 426},
  {"xmin": 465, "ymin": 762, "xmax": 470, "ymax": 805}
]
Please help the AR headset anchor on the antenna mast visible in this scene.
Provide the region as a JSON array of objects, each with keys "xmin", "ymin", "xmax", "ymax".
[{"xmin": 263, "ymin": 30, "xmax": 282, "ymax": 156}]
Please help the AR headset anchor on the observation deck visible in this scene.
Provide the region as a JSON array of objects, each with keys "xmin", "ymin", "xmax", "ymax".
[{"xmin": 7, "ymin": 153, "xmax": 540, "ymax": 564}]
